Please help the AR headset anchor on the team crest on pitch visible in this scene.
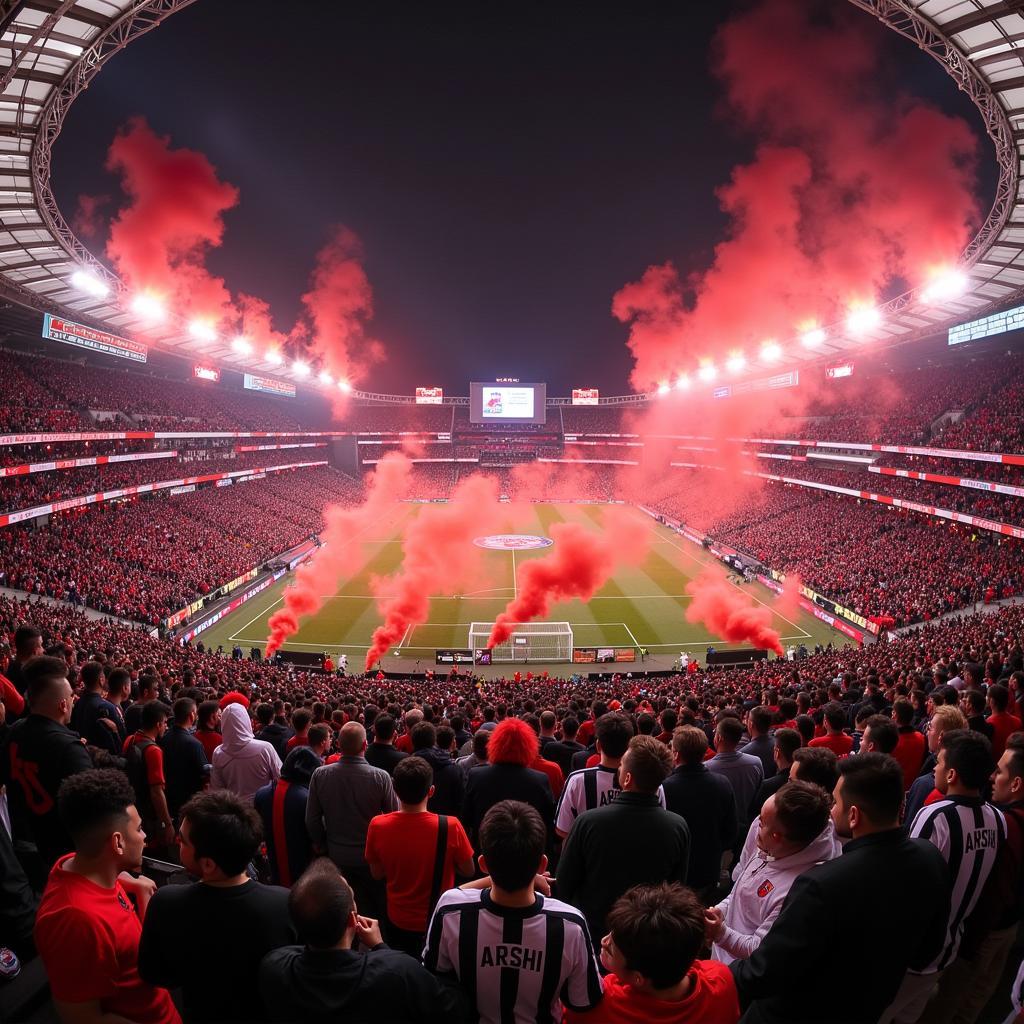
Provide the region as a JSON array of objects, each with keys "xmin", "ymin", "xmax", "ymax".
[{"xmin": 474, "ymin": 534, "xmax": 554, "ymax": 550}]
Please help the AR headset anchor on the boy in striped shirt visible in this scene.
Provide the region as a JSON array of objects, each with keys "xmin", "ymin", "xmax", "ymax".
[{"xmin": 424, "ymin": 799, "xmax": 602, "ymax": 1024}]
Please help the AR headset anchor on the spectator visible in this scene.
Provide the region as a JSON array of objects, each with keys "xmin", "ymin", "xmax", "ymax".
[
  {"xmin": 986, "ymin": 684, "xmax": 1021, "ymax": 760},
  {"xmin": 210, "ymin": 703, "xmax": 282, "ymax": 802},
  {"xmin": 730, "ymin": 753, "xmax": 950, "ymax": 1024},
  {"xmin": 124, "ymin": 701, "xmax": 176, "ymax": 855},
  {"xmin": 891, "ymin": 699, "xmax": 926, "ymax": 792},
  {"xmin": 286, "ymin": 708, "xmax": 312, "ymax": 751},
  {"xmin": 424, "ymin": 800, "xmax": 602, "ymax": 1022},
  {"xmin": 364, "ymin": 713, "xmax": 406, "ymax": 775},
  {"xmin": 0, "ymin": 655, "xmax": 91, "ymax": 867},
  {"xmin": 69, "ymin": 660, "xmax": 121, "ymax": 756},
  {"xmin": 707, "ymin": 781, "xmax": 838, "ymax": 964},
  {"xmin": 34, "ymin": 769, "xmax": 178, "ymax": 1024},
  {"xmin": 748, "ymin": 728, "xmax": 801, "ymax": 818},
  {"xmin": 254, "ymin": 746, "xmax": 321, "ymax": 887},
  {"xmin": 305, "ymin": 721, "xmax": 398, "ymax": 921},
  {"xmin": 808, "ymin": 703, "xmax": 853, "ymax": 758},
  {"xmin": 545, "ymin": 715, "xmax": 585, "ymax": 776},
  {"xmin": 661, "ymin": 725, "xmax": 737, "ymax": 899},
  {"xmin": 565, "ymin": 882, "xmax": 740, "ymax": 1024},
  {"xmin": 455, "ymin": 727, "xmax": 489, "ymax": 779},
  {"xmin": 886, "ymin": 731, "xmax": 1004, "ymax": 1023},
  {"xmin": 463, "ymin": 718, "xmax": 555, "ymax": 846},
  {"xmin": 255, "ymin": 702, "xmax": 292, "ymax": 760},
  {"xmin": 739, "ymin": 706, "xmax": 775, "ymax": 780},
  {"xmin": 789, "ymin": 746, "xmax": 840, "ymax": 794},
  {"xmin": 160, "ymin": 697, "xmax": 210, "ymax": 821},
  {"xmin": 707, "ymin": 717, "xmax": 764, "ymax": 829},
  {"xmin": 260, "ymin": 857, "xmax": 468, "ymax": 1023},
  {"xmin": 194, "ymin": 700, "xmax": 223, "ymax": 762},
  {"xmin": 124, "ymin": 673, "xmax": 161, "ymax": 736},
  {"xmin": 5, "ymin": 624, "xmax": 42, "ymax": 696},
  {"xmin": 139, "ymin": 790, "xmax": 295, "ymax": 1023},
  {"xmin": 558, "ymin": 735, "xmax": 690, "ymax": 943},
  {"xmin": 905, "ymin": 706, "xmax": 969, "ymax": 824},
  {"xmin": 410, "ymin": 720, "xmax": 464, "ymax": 817},
  {"xmin": 962, "ymin": 690, "xmax": 994, "ymax": 744},
  {"xmin": 364, "ymin": 755, "xmax": 475, "ymax": 957}
]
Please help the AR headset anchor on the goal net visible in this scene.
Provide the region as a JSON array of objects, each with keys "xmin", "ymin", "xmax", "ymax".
[{"xmin": 468, "ymin": 621, "xmax": 574, "ymax": 663}]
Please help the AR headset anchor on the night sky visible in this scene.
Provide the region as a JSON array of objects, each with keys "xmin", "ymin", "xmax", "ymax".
[{"xmin": 51, "ymin": 0, "xmax": 996, "ymax": 395}]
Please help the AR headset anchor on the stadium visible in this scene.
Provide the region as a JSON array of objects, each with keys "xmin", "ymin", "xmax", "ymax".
[{"xmin": 3, "ymin": 1, "xmax": 1024, "ymax": 1022}]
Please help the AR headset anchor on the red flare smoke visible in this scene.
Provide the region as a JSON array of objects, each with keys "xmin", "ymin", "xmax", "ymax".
[
  {"xmin": 364, "ymin": 473, "xmax": 503, "ymax": 670},
  {"xmin": 265, "ymin": 452, "xmax": 413, "ymax": 658},
  {"xmin": 104, "ymin": 117, "xmax": 238, "ymax": 324},
  {"xmin": 684, "ymin": 572, "xmax": 784, "ymax": 656},
  {"xmin": 487, "ymin": 507, "xmax": 649, "ymax": 648}
]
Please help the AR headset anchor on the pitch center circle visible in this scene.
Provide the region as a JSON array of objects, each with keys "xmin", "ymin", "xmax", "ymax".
[{"xmin": 473, "ymin": 534, "xmax": 554, "ymax": 550}]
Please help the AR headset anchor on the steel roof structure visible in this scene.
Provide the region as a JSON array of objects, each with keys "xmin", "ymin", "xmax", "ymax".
[{"xmin": 1, "ymin": 0, "xmax": 1024, "ymax": 393}]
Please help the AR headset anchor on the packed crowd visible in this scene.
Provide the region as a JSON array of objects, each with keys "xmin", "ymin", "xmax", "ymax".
[
  {"xmin": 4, "ymin": 590, "xmax": 1024, "ymax": 1023},
  {"xmin": 0, "ymin": 467, "xmax": 363, "ymax": 624}
]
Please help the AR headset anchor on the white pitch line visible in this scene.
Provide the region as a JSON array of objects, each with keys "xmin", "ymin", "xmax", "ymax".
[
  {"xmin": 511, "ymin": 548, "xmax": 517, "ymax": 598},
  {"xmin": 620, "ymin": 622, "xmax": 641, "ymax": 648},
  {"xmin": 632, "ymin": 508, "xmax": 810, "ymax": 636},
  {"xmin": 229, "ymin": 595, "xmax": 284, "ymax": 643},
  {"xmin": 397, "ymin": 623, "xmax": 413, "ymax": 649}
]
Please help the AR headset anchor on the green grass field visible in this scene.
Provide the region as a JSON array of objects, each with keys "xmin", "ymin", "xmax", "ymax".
[{"xmin": 198, "ymin": 503, "xmax": 844, "ymax": 666}]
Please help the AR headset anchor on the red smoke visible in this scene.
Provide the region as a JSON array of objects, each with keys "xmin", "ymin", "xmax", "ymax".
[
  {"xmin": 364, "ymin": 472, "xmax": 503, "ymax": 669},
  {"xmin": 72, "ymin": 193, "xmax": 110, "ymax": 239},
  {"xmin": 487, "ymin": 507, "xmax": 649, "ymax": 648},
  {"xmin": 265, "ymin": 452, "xmax": 413, "ymax": 657},
  {"xmin": 614, "ymin": 0, "xmax": 980, "ymax": 392},
  {"xmin": 685, "ymin": 571, "xmax": 784, "ymax": 656},
  {"xmin": 104, "ymin": 117, "xmax": 238, "ymax": 325}
]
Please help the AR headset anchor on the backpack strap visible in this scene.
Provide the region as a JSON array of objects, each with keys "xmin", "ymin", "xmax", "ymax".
[{"xmin": 427, "ymin": 815, "xmax": 449, "ymax": 916}]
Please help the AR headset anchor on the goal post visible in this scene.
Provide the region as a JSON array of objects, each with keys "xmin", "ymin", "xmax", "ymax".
[{"xmin": 469, "ymin": 621, "xmax": 574, "ymax": 663}]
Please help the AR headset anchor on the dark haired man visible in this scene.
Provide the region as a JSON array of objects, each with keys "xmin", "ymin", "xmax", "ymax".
[
  {"xmin": 194, "ymin": 700, "xmax": 223, "ymax": 762},
  {"xmin": 160, "ymin": 697, "xmax": 210, "ymax": 821},
  {"xmin": 707, "ymin": 781, "xmax": 838, "ymax": 964},
  {"xmin": 883, "ymin": 731, "xmax": 1005, "ymax": 1023},
  {"xmin": 365, "ymin": 713, "xmax": 407, "ymax": 774},
  {"xmin": 6, "ymin": 624, "xmax": 42, "ymax": 696},
  {"xmin": 892, "ymin": 698, "xmax": 926, "ymax": 791},
  {"xmin": 565, "ymin": 882, "xmax": 740, "ymax": 1023},
  {"xmin": 124, "ymin": 673, "xmax": 161, "ymax": 736},
  {"xmin": 34, "ymin": 769, "xmax": 179, "ymax": 1024},
  {"xmin": 124, "ymin": 700, "xmax": 175, "ymax": 854},
  {"xmin": 707, "ymin": 717, "xmax": 763, "ymax": 827},
  {"xmin": 424, "ymin": 799, "xmax": 602, "ymax": 1023},
  {"xmin": 365, "ymin": 755, "xmax": 474, "ymax": 957},
  {"xmin": 260, "ymin": 858, "xmax": 466, "ymax": 1023},
  {"xmin": 790, "ymin": 745, "xmax": 840, "ymax": 793},
  {"xmin": 546, "ymin": 716, "xmax": 585, "ymax": 777},
  {"xmin": 0, "ymin": 656, "xmax": 91, "ymax": 866},
  {"xmin": 749, "ymin": 727, "xmax": 801, "ymax": 818},
  {"xmin": 139, "ymin": 790, "xmax": 296, "ymax": 1023},
  {"xmin": 808, "ymin": 703, "xmax": 853, "ymax": 759},
  {"xmin": 739, "ymin": 706, "xmax": 776, "ymax": 780},
  {"xmin": 730, "ymin": 754, "xmax": 949, "ymax": 1023},
  {"xmin": 860, "ymin": 714, "xmax": 900, "ymax": 756},
  {"xmin": 410, "ymin": 720, "xmax": 464, "ymax": 817},
  {"xmin": 559, "ymin": 735, "xmax": 690, "ymax": 943},
  {"xmin": 69, "ymin": 660, "xmax": 121, "ymax": 756}
]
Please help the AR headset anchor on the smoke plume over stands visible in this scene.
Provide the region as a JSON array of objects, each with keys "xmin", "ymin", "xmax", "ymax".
[
  {"xmin": 685, "ymin": 571, "xmax": 784, "ymax": 656},
  {"xmin": 92, "ymin": 117, "xmax": 384, "ymax": 387},
  {"xmin": 364, "ymin": 473, "xmax": 503, "ymax": 670},
  {"xmin": 487, "ymin": 507, "xmax": 650, "ymax": 648},
  {"xmin": 613, "ymin": 0, "xmax": 980, "ymax": 394},
  {"xmin": 265, "ymin": 452, "xmax": 413, "ymax": 657}
]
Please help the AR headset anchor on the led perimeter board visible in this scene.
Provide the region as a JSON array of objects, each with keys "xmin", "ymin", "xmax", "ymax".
[{"xmin": 470, "ymin": 382, "xmax": 547, "ymax": 425}]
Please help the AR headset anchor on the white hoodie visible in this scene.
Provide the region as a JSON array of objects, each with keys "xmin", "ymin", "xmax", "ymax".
[
  {"xmin": 711, "ymin": 815, "xmax": 842, "ymax": 964},
  {"xmin": 210, "ymin": 703, "xmax": 282, "ymax": 802}
]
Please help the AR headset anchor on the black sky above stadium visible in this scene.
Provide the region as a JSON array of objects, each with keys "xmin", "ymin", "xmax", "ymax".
[{"xmin": 51, "ymin": 0, "xmax": 996, "ymax": 395}]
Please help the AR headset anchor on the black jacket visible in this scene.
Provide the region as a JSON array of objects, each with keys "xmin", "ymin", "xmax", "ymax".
[
  {"xmin": 412, "ymin": 746, "xmax": 464, "ymax": 817},
  {"xmin": 69, "ymin": 691, "xmax": 121, "ymax": 755},
  {"xmin": 731, "ymin": 827, "xmax": 949, "ymax": 1024},
  {"xmin": 463, "ymin": 762, "xmax": 555, "ymax": 842},
  {"xmin": 258, "ymin": 721, "xmax": 293, "ymax": 761},
  {"xmin": 159, "ymin": 725, "xmax": 211, "ymax": 817},
  {"xmin": 749, "ymin": 765, "xmax": 790, "ymax": 819},
  {"xmin": 260, "ymin": 945, "xmax": 469, "ymax": 1024},
  {"xmin": 365, "ymin": 742, "xmax": 407, "ymax": 775},
  {"xmin": 557, "ymin": 791, "xmax": 691, "ymax": 941},
  {"xmin": 545, "ymin": 739, "xmax": 586, "ymax": 778},
  {"xmin": 661, "ymin": 764, "xmax": 737, "ymax": 890},
  {"xmin": 0, "ymin": 714, "xmax": 92, "ymax": 866}
]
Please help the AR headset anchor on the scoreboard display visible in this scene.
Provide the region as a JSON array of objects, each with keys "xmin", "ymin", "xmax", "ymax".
[{"xmin": 470, "ymin": 382, "xmax": 547, "ymax": 425}]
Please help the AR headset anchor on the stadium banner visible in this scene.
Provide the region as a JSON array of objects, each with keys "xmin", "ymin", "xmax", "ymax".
[
  {"xmin": 177, "ymin": 570, "xmax": 286, "ymax": 644},
  {"xmin": 572, "ymin": 388, "xmax": 599, "ymax": 405},
  {"xmin": 436, "ymin": 649, "xmax": 475, "ymax": 665},
  {"xmin": 0, "ymin": 450, "xmax": 177, "ymax": 479},
  {"xmin": 416, "ymin": 386, "xmax": 443, "ymax": 404},
  {"xmin": 0, "ymin": 430, "xmax": 349, "ymax": 448},
  {"xmin": 169, "ymin": 484, "xmax": 196, "ymax": 495},
  {"xmin": 759, "ymin": 572, "xmax": 871, "ymax": 639},
  {"xmin": 234, "ymin": 443, "xmax": 326, "ymax": 452},
  {"xmin": 948, "ymin": 303, "xmax": 1024, "ymax": 346},
  {"xmin": 572, "ymin": 648, "xmax": 597, "ymax": 663},
  {"xmin": 164, "ymin": 567, "xmax": 259, "ymax": 627},
  {"xmin": 42, "ymin": 313, "xmax": 147, "ymax": 363},
  {"xmin": 826, "ymin": 363, "xmax": 854, "ymax": 378},
  {"xmin": 869, "ymin": 464, "xmax": 1024, "ymax": 499},
  {"xmin": 193, "ymin": 364, "xmax": 220, "ymax": 382},
  {"xmin": 243, "ymin": 373, "xmax": 296, "ymax": 398},
  {"xmin": 0, "ymin": 460, "xmax": 327, "ymax": 529},
  {"xmin": 742, "ymin": 437, "xmax": 1024, "ymax": 467}
]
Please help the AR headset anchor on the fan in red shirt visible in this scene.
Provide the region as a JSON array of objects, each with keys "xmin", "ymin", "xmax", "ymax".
[
  {"xmin": 34, "ymin": 768, "xmax": 179, "ymax": 1024},
  {"xmin": 286, "ymin": 708, "xmax": 312, "ymax": 751},
  {"xmin": 807, "ymin": 704, "xmax": 853, "ymax": 759},
  {"xmin": 890, "ymin": 699, "xmax": 926, "ymax": 791},
  {"xmin": 987, "ymin": 684, "xmax": 1022, "ymax": 760},
  {"xmin": 565, "ymin": 882, "xmax": 739, "ymax": 1024},
  {"xmin": 365, "ymin": 755, "xmax": 475, "ymax": 958}
]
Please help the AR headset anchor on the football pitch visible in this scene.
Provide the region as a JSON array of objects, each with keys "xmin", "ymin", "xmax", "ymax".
[{"xmin": 198, "ymin": 503, "xmax": 844, "ymax": 665}]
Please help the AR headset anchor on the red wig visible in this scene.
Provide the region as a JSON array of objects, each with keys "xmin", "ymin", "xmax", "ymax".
[
  {"xmin": 487, "ymin": 718, "xmax": 539, "ymax": 767},
  {"xmin": 218, "ymin": 691, "xmax": 250, "ymax": 710}
]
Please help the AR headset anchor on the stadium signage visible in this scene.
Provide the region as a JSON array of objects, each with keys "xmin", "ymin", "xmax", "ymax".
[
  {"xmin": 473, "ymin": 534, "xmax": 554, "ymax": 550},
  {"xmin": 416, "ymin": 386, "xmax": 443, "ymax": 404},
  {"xmin": 826, "ymin": 363, "xmax": 854, "ymax": 378},
  {"xmin": 42, "ymin": 313, "xmax": 147, "ymax": 363},
  {"xmin": 572, "ymin": 388, "xmax": 599, "ymax": 405},
  {"xmin": 572, "ymin": 647, "xmax": 636, "ymax": 664},
  {"xmin": 948, "ymin": 303, "xmax": 1024, "ymax": 346},
  {"xmin": 243, "ymin": 373, "xmax": 296, "ymax": 398},
  {"xmin": 193, "ymin": 364, "xmax": 220, "ymax": 382},
  {"xmin": 177, "ymin": 570, "xmax": 286, "ymax": 644},
  {"xmin": 436, "ymin": 649, "xmax": 475, "ymax": 665}
]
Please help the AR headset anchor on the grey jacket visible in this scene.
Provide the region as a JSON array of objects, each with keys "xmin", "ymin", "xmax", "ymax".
[{"xmin": 305, "ymin": 755, "xmax": 399, "ymax": 866}]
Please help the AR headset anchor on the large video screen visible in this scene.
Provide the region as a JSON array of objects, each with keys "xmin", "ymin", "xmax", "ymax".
[{"xmin": 470, "ymin": 382, "xmax": 547, "ymax": 425}]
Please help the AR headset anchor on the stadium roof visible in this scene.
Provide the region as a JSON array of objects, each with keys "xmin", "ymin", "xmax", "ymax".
[{"xmin": 1, "ymin": 0, "xmax": 1024, "ymax": 388}]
